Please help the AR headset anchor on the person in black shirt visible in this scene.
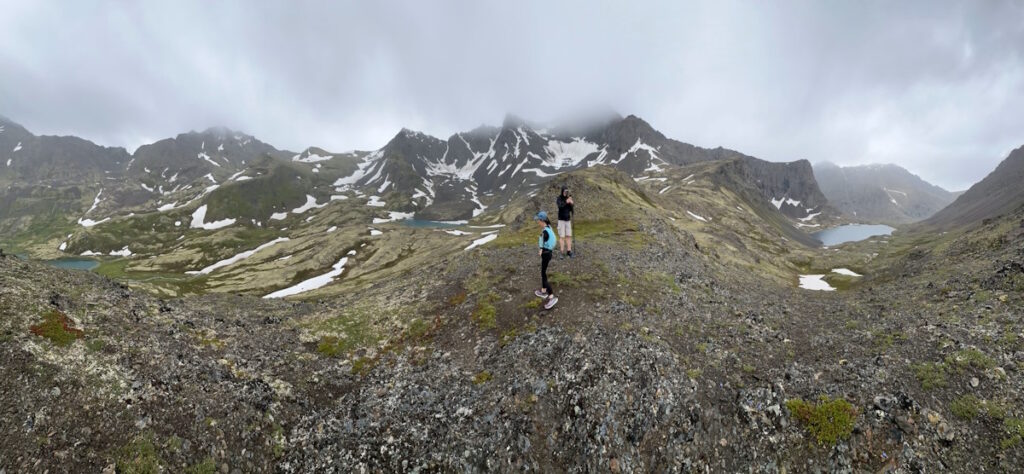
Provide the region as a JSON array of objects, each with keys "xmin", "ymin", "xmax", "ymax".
[{"xmin": 556, "ymin": 185, "xmax": 574, "ymax": 258}]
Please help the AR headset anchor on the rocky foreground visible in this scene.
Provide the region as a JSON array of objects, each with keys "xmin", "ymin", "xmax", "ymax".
[{"xmin": 1, "ymin": 207, "xmax": 1023, "ymax": 473}]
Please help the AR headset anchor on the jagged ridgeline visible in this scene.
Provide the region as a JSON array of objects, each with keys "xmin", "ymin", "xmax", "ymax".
[{"xmin": 2, "ymin": 111, "xmax": 1024, "ymax": 472}]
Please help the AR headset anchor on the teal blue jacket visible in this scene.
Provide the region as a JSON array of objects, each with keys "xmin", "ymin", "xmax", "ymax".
[{"xmin": 539, "ymin": 226, "xmax": 557, "ymax": 251}]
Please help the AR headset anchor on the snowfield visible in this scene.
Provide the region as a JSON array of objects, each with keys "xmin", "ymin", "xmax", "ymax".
[
  {"xmin": 292, "ymin": 195, "xmax": 327, "ymax": 214},
  {"xmin": 543, "ymin": 138, "xmax": 600, "ymax": 168},
  {"xmin": 464, "ymin": 233, "xmax": 498, "ymax": 250},
  {"xmin": 292, "ymin": 150, "xmax": 333, "ymax": 163},
  {"xmin": 77, "ymin": 217, "xmax": 110, "ymax": 227},
  {"xmin": 686, "ymin": 211, "xmax": 708, "ymax": 222},
  {"xmin": 798, "ymin": 275, "xmax": 836, "ymax": 291},
  {"xmin": 372, "ymin": 212, "xmax": 414, "ymax": 224},
  {"xmin": 186, "ymin": 237, "xmax": 289, "ymax": 275},
  {"xmin": 831, "ymin": 268, "xmax": 862, "ymax": 277},
  {"xmin": 190, "ymin": 205, "xmax": 236, "ymax": 230},
  {"xmin": 263, "ymin": 254, "xmax": 351, "ymax": 298}
]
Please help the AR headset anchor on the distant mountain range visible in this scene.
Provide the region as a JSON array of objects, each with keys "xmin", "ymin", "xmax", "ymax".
[
  {"xmin": 813, "ymin": 162, "xmax": 957, "ymax": 224},
  {"xmin": 0, "ymin": 112, "xmax": 834, "ymax": 230}
]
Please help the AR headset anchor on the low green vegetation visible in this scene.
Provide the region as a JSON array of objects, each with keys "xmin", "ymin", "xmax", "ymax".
[
  {"xmin": 786, "ymin": 396, "xmax": 858, "ymax": 446},
  {"xmin": 115, "ymin": 434, "xmax": 162, "ymax": 474},
  {"xmin": 306, "ymin": 308, "xmax": 382, "ymax": 357},
  {"xmin": 948, "ymin": 395, "xmax": 1011, "ymax": 422},
  {"xmin": 185, "ymin": 457, "xmax": 217, "ymax": 474},
  {"xmin": 945, "ymin": 348, "xmax": 995, "ymax": 372},
  {"xmin": 950, "ymin": 395, "xmax": 982, "ymax": 420},
  {"xmin": 448, "ymin": 291, "xmax": 467, "ymax": 306},
  {"xmin": 471, "ymin": 293, "xmax": 498, "ymax": 330},
  {"xmin": 1002, "ymin": 418, "xmax": 1024, "ymax": 449},
  {"xmin": 85, "ymin": 338, "xmax": 105, "ymax": 352},
  {"xmin": 912, "ymin": 362, "xmax": 949, "ymax": 390},
  {"xmin": 351, "ymin": 356, "xmax": 375, "ymax": 376},
  {"xmin": 472, "ymin": 370, "xmax": 493, "ymax": 385},
  {"xmin": 30, "ymin": 309, "xmax": 83, "ymax": 347}
]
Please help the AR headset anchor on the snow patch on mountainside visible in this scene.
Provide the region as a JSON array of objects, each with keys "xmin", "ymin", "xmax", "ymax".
[
  {"xmin": 264, "ymin": 254, "xmax": 351, "ymax": 298},
  {"xmin": 292, "ymin": 195, "xmax": 327, "ymax": 214},
  {"xmin": 372, "ymin": 211, "xmax": 414, "ymax": 224},
  {"xmin": 198, "ymin": 152, "xmax": 220, "ymax": 167},
  {"xmin": 798, "ymin": 275, "xmax": 835, "ymax": 291},
  {"xmin": 293, "ymin": 151, "xmax": 333, "ymax": 163},
  {"xmin": 687, "ymin": 211, "xmax": 708, "ymax": 222},
  {"xmin": 187, "ymin": 237, "xmax": 290, "ymax": 275},
  {"xmin": 190, "ymin": 204, "xmax": 236, "ymax": 230},
  {"xmin": 544, "ymin": 138, "xmax": 600, "ymax": 168},
  {"xmin": 464, "ymin": 233, "xmax": 498, "ymax": 250},
  {"xmin": 335, "ymin": 150, "xmax": 383, "ymax": 189}
]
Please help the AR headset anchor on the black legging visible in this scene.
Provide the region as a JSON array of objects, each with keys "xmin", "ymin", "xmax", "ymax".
[{"xmin": 541, "ymin": 249, "xmax": 553, "ymax": 295}]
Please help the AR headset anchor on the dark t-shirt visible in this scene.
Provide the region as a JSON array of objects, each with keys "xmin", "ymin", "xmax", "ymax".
[{"xmin": 556, "ymin": 195, "xmax": 573, "ymax": 221}]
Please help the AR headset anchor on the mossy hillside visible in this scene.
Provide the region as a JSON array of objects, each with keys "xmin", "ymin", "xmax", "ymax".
[
  {"xmin": 203, "ymin": 163, "xmax": 316, "ymax": 222},
  {"xmin": 69, "ymin": 209, "xmax": 193, "ymax": 256},
  {"xmin": 0, "ymin": 185, "xmax": 87, "ymax": 257}
]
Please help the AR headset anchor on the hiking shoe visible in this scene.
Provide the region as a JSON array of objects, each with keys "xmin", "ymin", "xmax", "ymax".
[
  {"xmin": 544, "ymin": 295, "xmax": 558, "ymax": 310},
  {"xmin": 568, "ymin": 251, "xmax": 574, "ymax": 258},
  {"xmin": 534, "ymin": 289, "xmax": 547, "ymax": 298}
]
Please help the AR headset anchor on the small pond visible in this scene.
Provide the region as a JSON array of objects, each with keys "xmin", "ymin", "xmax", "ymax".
[
  {"xmin": 45, "ymin": 258, "xmax": 100, "ymax": 271},
  {"xmin": 812, "ymin": 224, "xmax": 895, "ymax": 246}
]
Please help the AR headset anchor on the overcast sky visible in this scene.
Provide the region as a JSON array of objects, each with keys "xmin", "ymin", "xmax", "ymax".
[{"xmin": 1, "ymin": 1, "xmax": 1022, "ymax": 190}]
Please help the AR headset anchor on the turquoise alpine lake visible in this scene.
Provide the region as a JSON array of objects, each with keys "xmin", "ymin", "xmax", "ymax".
[
  {"xmin": 45, "ymin": 258, "xmax": 100, "ymax": 271},
  {"xmin": 812, "ymin": 224, "xmax": 895, "ymax": 246}
]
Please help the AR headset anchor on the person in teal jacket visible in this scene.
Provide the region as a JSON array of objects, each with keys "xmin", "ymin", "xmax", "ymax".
[{"xmin": 534, "ymin": 211, "xmax": 559, "ymax": 309}]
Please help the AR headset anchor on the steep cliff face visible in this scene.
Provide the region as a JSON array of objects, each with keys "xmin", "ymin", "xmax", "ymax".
[{"xmin": 720, "ymin": 157, "xmax": 833, "ymax": 220}]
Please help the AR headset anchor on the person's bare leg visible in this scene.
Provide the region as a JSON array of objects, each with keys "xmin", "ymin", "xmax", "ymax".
[
  {"xmin": 567, "ymin": 236, "xmax": 573, "ymax": 253},
  {"xmin": 559, "ymin": 235, "xmax": 566, "ymax": 254}
]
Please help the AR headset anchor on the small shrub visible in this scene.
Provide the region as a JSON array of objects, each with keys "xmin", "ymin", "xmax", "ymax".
[
  {"xmin": 30, "ymin": 309, "xmax": 83, "ymax": 347},
  {"xmin": 406, "ymin": 318, "xmax": 431, "ymax": 340},
  {"xmin": 448, "ymin": 291, "xmax": 467, "ymax": 307},
  {"xmin": 786, "ymin": 396, "xmax": 858, "ymax": 446},
  {"xmin": 316, "ymin": 336, "xmax": 342, "ymax": 357},
  {"xmin": 86, "ymin": 338, "xmax": 105, "ymax": 352},
  {"xmin": 686, "ymin": 368, "xmax": 702, "ymax": 379},
  {"xmin": 946, "ymin": 348, "xmax": 995, "ymax": 372},
  {"xmin": 950, "ymin": 395, "xmax": 981, "ymax": 420},
  {"xmin": 185, "ymin": 457, "xmax": 217, "ymax": 474},
  {"xmin": 472, "ymin": 370, "xmax": 492, "ymax": 385},
  {"xmin": 499, "ymin": 329, "xmax": 518, "ymax": 346},
  {"xmin": 523, "ymin": 298, "xmax": 543, "ymax": 309},
  {"xmin": 115, "ymin": 435, "xmax": 162, "ymax": 474},
  {"xmin": 912, "ymin": 362, "xmax": 948, "ymax": 390},
  {"xmin": 351, "ymin": 356, "xmax": 375, "ymax": 376},
  {"xmin": 471, "ymin": 295, "xmax": 498, "ymax": 330},
  {"xmin": 1002, "ymin": 418, "xmax": 1024, "ymax": 449}
]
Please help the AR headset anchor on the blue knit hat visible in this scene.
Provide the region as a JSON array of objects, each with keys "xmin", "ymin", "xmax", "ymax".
[{"xmin": 535, "ymin": 211, "xmax": 548, "ymax": 221}]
